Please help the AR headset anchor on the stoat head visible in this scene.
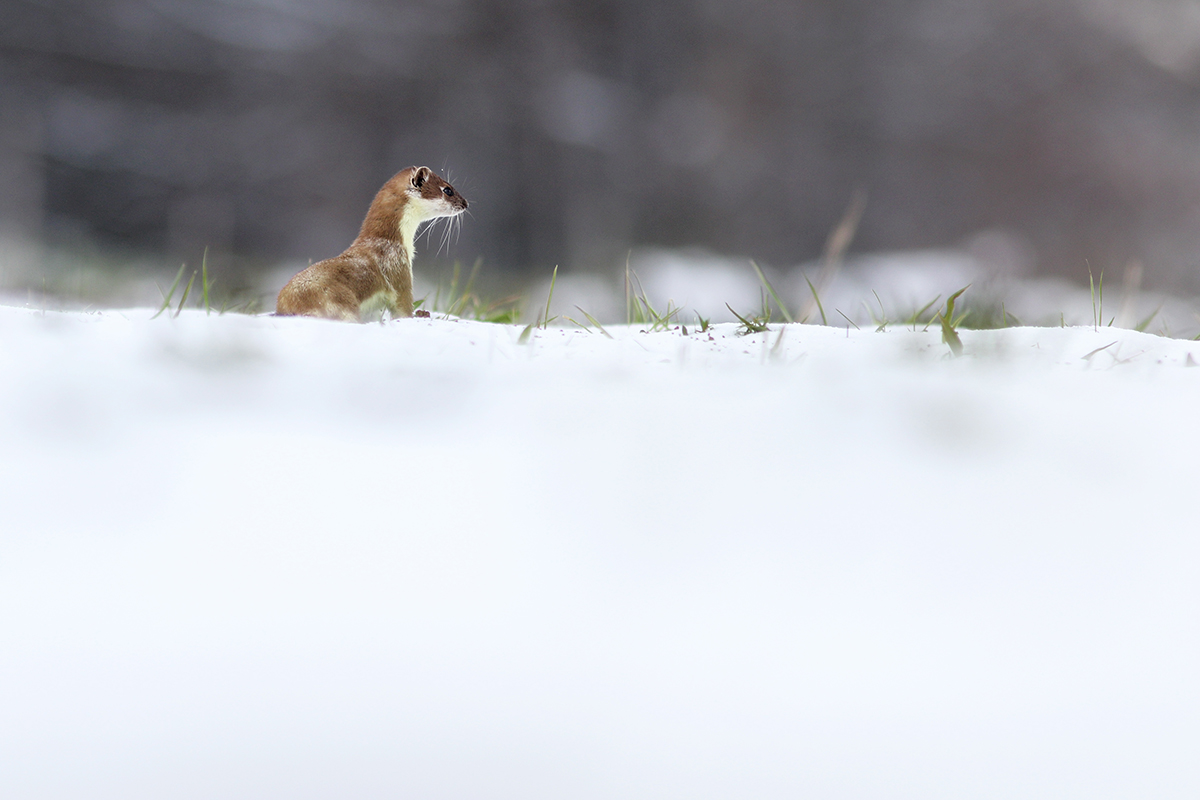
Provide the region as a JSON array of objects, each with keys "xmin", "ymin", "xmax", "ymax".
[
  {"xmin": 359, "ymin": 166, "xmax": 469, "ymax": 243},
  {"xmin": 404, "ymin": 166, "xmax": 468, "ymax": 221}
]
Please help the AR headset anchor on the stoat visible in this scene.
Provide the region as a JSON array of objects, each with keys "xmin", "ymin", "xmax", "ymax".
[{"xmin": 276, "ymin": 166, "xmax": 468, "ymax": 321}]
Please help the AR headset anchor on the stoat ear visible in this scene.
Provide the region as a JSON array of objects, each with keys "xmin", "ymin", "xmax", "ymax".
[{"xmin": 411, "ymin": 167, "xmax": 430, "ymax": 188}]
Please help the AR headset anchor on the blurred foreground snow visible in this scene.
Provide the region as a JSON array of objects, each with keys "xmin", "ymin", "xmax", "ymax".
[{"xmin": 1, "ymin": 306, "xmax": 1198, "ymax": 799}]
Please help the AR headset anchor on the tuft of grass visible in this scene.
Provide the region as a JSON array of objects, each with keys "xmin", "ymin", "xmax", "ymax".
[
  {"xmin": 696, "ymin": 313, "xmax": 711, "ymax": 333},
  {"xmin": 420, "ymin": 258, "xmax": 523, "ymax": 323},
  {"xmin": 727, "ymin": 303, "xmax": 769, "ymax": 334},
  {"xmin": 727, "ymin": 290, "xmax": 772, "ymax": 335},
  {"xmin": 864, "ymin": 290, "xmax": 888, "ymax": 331},
  {"xmin": 642, "ymin": 299, "xmax": 683, "ymax": 331},
  {"xmin": 623, "ymin": 267, "xmax": 681, "ymax": 331},
  {"xmin": 438, "ymin": 259, "xmax": 479, "ymax": 316},
  {"xmin": 952, "ymin": 299, "xmax": 1019, "ymax": 330},
  {"xmin": 153, "ymin": 249, "xmax": 262, "ymax": 318},
  {"xmin": 477, "ymin": 302, "xmax": 523, "ymax": 325},
  {"xmin": 907, "ymin": 288, "xmax": 1017, "ymax": 333},
  {"xmin": 907, "ymin": 294, "xmax": 941, "ymax": 330}
]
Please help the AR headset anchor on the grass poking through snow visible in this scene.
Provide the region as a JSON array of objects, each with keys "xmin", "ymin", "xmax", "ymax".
[
  {"xmin": 139, "ymin": 251, "xmax": 1192, "ymax": 342},
  {"xmin": 152, "ymin": 249, "xmax": 261, "ymax": 318},
  {"xmin": 417, "ymin": 258, "xmax": 522, "ymax": 324}
]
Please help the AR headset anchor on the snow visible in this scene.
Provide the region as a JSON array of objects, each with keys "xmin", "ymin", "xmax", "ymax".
[{"xmin": 1, "ymin": 304, "xmax": 1198, "ymax": 799}]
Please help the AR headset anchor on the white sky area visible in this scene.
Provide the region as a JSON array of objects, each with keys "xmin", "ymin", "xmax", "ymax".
[{"xmin": 1, "ymin": 306, "xmax": 1198, "ymax": 799}]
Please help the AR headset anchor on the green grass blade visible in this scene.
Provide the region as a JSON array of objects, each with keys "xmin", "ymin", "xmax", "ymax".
[
  {"xmin": 577, "ymin": 306, "xmax": 613, "ymax": 338},
  {"xmin": 478, "ymin": 294, "xmax": 522, "ymax": 324},
  {"xmin": 910, "ymin": 294, "xmax": 941, "ymax": 329},
  {"xmin": 444, "ymin": 264, "xmax": 461, "ymax": 315},
  {"xmin": 450, "ymin": 256, "xmax": 483, "ymax": 316},
  {"xmin": 201, "ymin": 246, "xmax": 211, "ymax": 314},
  {"xmin": 174, "ymin": 270, "xmax": 197, "ymax": 318},
  {"xmin": 938, "ymin": 312, "xmax": 963, "ymax": 356},
  {"xmin": 627, "ymin": 270, "xmax": 659, "ymax": 326},
  {"xmin": 1087, "ymin": 263, "xmax": 1104, "ymax": 331},
  {"xmin": 1134, "ymin": 306, "xmax": 1161, "ymax": 333},
  {"xmin": 542, "ymin": 265, "xmax": 558, "ymax": 329},
  {"xmin": 945, "ymin": 285, "xmax": 969, "ymax": 320},
  {"xmin": 871, "ymin": 290, "xmax": 890, "ymax": 329},
  {"xmin": 153, "ymin": 263, "xmax": 188, "ymax": 319},
  {"xmin": 628, "ymin": 250, "xmax": 638, "ymax": 326},
  {"xmin": 938, "ymin": 285, "xmax": 970, "ymax": 356},
  {"xmin": 802, "ymin": 273, "xmax": 827, "ymax": 326},
  {"xmin": 750, "ymin": 260, "xmax": 793, "ymax": 323}
]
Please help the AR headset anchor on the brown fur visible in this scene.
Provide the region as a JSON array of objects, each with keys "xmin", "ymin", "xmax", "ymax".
[{"xmin": 276, "ymin": 166, "xmax": 468, "ymax": 321}]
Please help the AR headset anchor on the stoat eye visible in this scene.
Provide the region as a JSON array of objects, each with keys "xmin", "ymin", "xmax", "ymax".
[{"xmin": 442, "ymin": 186, "xmax": 454, "ymax": 197}]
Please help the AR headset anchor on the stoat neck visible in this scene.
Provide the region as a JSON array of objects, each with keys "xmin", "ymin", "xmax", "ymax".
[
  {"xmin": 356, "ymin": 237, "xmax": 412, "ymax": 288},
  {"xmin": 358, "ymin": 191, "xmax": 426, "ymax": 261},
  {"xmin": 398, "ymin": 212, "xmax": 422, "ymax": 264}
]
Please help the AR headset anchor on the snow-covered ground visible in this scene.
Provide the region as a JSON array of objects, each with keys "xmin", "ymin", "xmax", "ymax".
[{"xmin": 2, "ymin": 304, "xmax": 1198, "ymax": 799}]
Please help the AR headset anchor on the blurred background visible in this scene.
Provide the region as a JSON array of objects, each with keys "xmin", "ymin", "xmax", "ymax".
[{"xmin": 3, "ymin": 0, "xmax": 1200, "ymax": 323}]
